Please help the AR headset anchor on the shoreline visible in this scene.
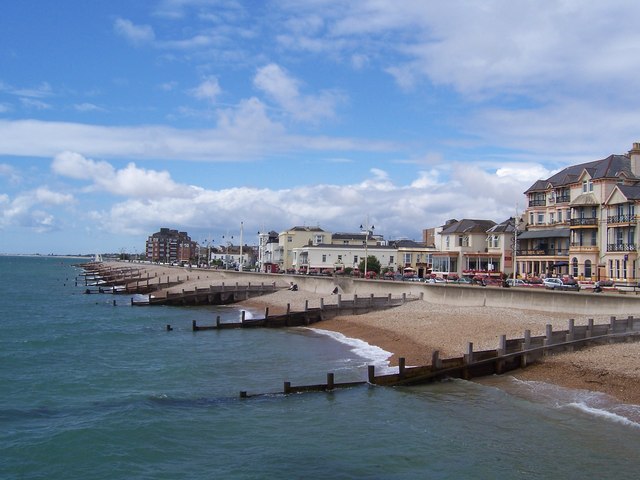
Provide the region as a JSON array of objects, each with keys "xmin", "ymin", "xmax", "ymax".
[{"xmin": 103, "ymin": 261, "xmax": 640, "ymax": 405}]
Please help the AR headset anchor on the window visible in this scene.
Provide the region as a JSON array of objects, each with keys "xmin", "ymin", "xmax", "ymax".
[
  {"xmin": 389, "ymin": 255, "xmax": 394, "ymax": 264},
  {"xmin": 572, "ymin": 257, "xmax": 578, "ymax": 277},
  {"xmin": 529, "ymin": 212, "xmax": 534, "ymax": 224},
  {"xmin": 558, "ymin": 210, "xmax": 563, "ymax": 222},
  {"xmin": 445, "ymin": 236, "xmax": 450, "ymax": 248},
  {"xmin": 337, "ymin": 255, "xmax": 343, "ymax": 262},
  {"xmin": 566, "ymin": 209, "xmax": 571, "ymax": 221},
  {"xmin": 537, "ymin": 213, "xmax": 544, "ymax": 224},
  {"xmin": 585, "ymin": 260, "xmax": 592, "ymax": 278},
  {"xmin": 582, "ymin": 179, "xmax": 593, "ymax": 192},
  {"xmin": 549, "ymin": 212, "xmax": 555, "ymax": 224},
  {"xmin": 322, "ymin": 254, "xmax": 326, "ymax": 263},
  {"xmin": 403, "ymin": 253, "xmax": 412, "ymax": 264},
  {"xmin": 287, "ymin": 236, "xmax": 292, "ymax": 242},
  {"xmin": 353, "ymin": 256, "xmax": 358, "ymax": 264},
  {"xmin": 489, "ymin": 235, "xmax": 499, "ymax": 248}
]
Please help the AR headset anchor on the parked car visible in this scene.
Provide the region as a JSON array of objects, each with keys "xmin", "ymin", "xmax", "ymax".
[
  {"xmin": 543, "ymin": 277, "xmax": 580, "ymax": 291},
  {"xmin": 506, "ymin": 279, "xmax": 528, "ymax": 287},
  {"xmin": 451, "ymin": 277, "xmax": 473, "ymax": 284},
  {"xmin": 426, "ymin": 277, "xmax": 446, "ymax": 284}
]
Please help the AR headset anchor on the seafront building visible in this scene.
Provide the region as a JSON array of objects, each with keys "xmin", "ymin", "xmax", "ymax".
[
  {"xmin": 145, "ymin": 228, "xmax": 197, "ymax": 264},
  {"xmin": 518, "ymin": 143, "xmax": 640, "ymax": 283}
]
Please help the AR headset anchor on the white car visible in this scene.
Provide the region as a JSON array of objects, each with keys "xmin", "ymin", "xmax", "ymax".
[
  {"xmin": 506, "ymin": 279, "xmax": 528, "ymax": 287},
  {"xmin": 543, "ymin": 277, "xmax": 580, "ymax": 291}
]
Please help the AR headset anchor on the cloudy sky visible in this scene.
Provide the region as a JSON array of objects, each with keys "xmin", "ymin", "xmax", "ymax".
[{"xmin": 2, "ymin": 0, "xmax": 640, "ymax": 254}]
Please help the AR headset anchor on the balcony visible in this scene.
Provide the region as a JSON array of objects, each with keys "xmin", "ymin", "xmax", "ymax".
[
  {"xmin": 517, "ymin": 248, "xmax": 569, "ymax": 257},
  {"xmin": 570, "ymin": 218, "xmax": 598, "ymax": 227},
  {"xmin": 607, "ymin": 214, "xmax": 636, "ymax": 224},
  {"xmin": 528, "ymin": 199, "xmax": 546, "ymax": 207},
  {"xmin": 607, "ymin": 243, "xmax": 637, "ymax": 252},
  {"xmin": 570, "ymin": 243, "xmax": 599, "ymax": 253},
  {"xmin": 556, "ymin": 195, "xmax": 570, "ymax": 204}
]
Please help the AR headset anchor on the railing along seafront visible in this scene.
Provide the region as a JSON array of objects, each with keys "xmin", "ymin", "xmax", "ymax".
[{"xmin": 227, "ymin": 315, "xmax": 640, "ymax": 398}]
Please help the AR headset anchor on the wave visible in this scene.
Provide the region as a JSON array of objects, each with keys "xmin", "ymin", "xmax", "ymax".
[
  {"xmin": 508, "ymin": 378, "xmax": 640, "ymax": 428},
  {"xmin": 566, "ymin": 402, "xmax": 640, "ymax": 428},
  {"xmin": 308, "ymin": 328, "xmax": 395, "ymax": 374}
]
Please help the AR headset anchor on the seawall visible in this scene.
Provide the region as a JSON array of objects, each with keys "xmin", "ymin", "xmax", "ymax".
[{"xmin": 214, "ymin": 270, "xmax": 640, "ymax": 316}]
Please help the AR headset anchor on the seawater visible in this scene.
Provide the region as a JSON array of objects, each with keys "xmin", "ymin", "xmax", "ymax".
[{"xmin": 1, "ymin": 256, "xmax": 639, "ymax": 480}]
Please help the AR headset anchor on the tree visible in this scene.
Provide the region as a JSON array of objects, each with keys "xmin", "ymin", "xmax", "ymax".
[{"xmin": 358, "ymin": 255, "xmax": 381, "ymax": 274}]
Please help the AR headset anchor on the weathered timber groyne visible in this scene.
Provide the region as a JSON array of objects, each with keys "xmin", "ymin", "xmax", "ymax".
[
  {"xmin": 242, "ymin": 315, "xmax": 640, "ymax": 397},
  {"xmin": 190, "ymin": 293, "xmax": 417, "ymax": 329},
  {"xmin": 132, "ymin": 282, "xmax": 284, "ymax": 306}
]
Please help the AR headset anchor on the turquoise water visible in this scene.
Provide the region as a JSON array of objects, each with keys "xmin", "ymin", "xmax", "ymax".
[{"xmin": 1, "ymin": 256, "xmax": 639, "ymax": 479}]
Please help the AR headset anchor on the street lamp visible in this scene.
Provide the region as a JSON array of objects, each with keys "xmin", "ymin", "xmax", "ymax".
[{"xmin": 360, "ymin": 221, "xmax": 375, "ymax": 278}]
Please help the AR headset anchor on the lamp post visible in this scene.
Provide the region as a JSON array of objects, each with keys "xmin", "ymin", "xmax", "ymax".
[{"xmin": 360, "ymin": 220, "xmax": 375, "ymax": 278}]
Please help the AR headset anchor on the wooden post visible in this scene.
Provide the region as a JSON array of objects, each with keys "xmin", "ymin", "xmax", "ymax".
[
  {"xmin": 628, "ymin": 315, "xmax": 634, "ymax": 331},
  {"xmin": 320, "ymin": 298, "xmax": 324, "ymax": 310},
  {"xmin": 609, "ymin": 316, "xmax": 616, "ymax": 335},
  {"xmin": 216, "ymin": 315, "xmax": 221, "ymax": 328},
  {"xmin": 387, "ymin": 293, "xmax": 392, "ymax": 305},
  {"xmin": 586, "ymin": 318, "xmax": 594, "ymax": 338},
  {"xmin": 241, "ymin": 311, "xmax": 246, "ymax": 324},
  {"xmin": 368, "ymin": 365, "xmax": 376, "ymax": 383},
  {"xmin": 305, "ymin": 300, "xmax": 309, "ymax": 311},
  {"xmin": 337, "ymin": 294, "xmax": 342, "ymax": 308},
  {"xmin": 240, "ymin": 391, "xmax": 247, "ymax": 398},
  {"xmin": 398, "ymin": 357, "xmax": 406, "ymax": 378},
  {"xmin": 498, "ymin": 335, "xmax": 506, "ymax": 355},
  {"xmin": 166, "ymin": 324, "xmax": 172, "ymax": 331},
  {"xmin": 544, "ymin": 324, "xmax": 553, "ymax": 348},
  {"xmin": 284, "ymin": 382, "xmax": 291, "ymax": 394},
  {"xmin": 431, "ymin": 350, "xmax": 441, "ymax": 371},
  {"xmin": 566, "ymin": 319, "xmax": 575, "ymax": 342},
  {"xmin": 369, "ymin": 293, "xmax": 374, "ymax": 306},
  {"xmin": 265, "ymin": 307, "xmax": 269, "ymax": 319},
  {"xmin": 419, "ymin": 292, "xmax": 424, "ymax": 300},
  {"xmin": 402, "ymin": 293, "xmax": 406, "ymax": 303},
  {"xmin": 192, "ymin": 320, "xmax": 197, "ymax": 331},
  {"xmin": 464, "ymin": 342, "xmax": 473, "ymax": 364},
  {"xmin": 327, "ymin": 373, "xmax": 335, "ymax": 391}
]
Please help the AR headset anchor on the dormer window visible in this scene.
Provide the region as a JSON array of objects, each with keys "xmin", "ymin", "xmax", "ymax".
[{"xmin": 582, "ymin": 179, "xmax": 593, "ymax": 193}]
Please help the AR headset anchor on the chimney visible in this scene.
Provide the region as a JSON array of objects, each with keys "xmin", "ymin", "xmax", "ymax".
[{"xmin": 629, "ymin": 142, "xmax": 640, "ymax": 177}]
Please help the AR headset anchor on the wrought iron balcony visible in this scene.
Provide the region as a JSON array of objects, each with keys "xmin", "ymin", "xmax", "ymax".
[
  {"xmin": 570, "ymin": 218, "xmax": 598, "ymax": 226},
  {"xmin": 517, "ymin": 248, "xmax": 569, "ymax": 256},
  {"xmin": 528, "ymin": 199, "xmax": 546, "ymax": 207},
  {"xmin": 555, "ymin": 195, "xmax": 570, "ymax": 203},
  {"xmin": 607, "ymin": 214, "xmax": 636, "ymax": 224},
  {"xmin": 607, "ymin": 243, "xmax": 637, "ymax": 252}
]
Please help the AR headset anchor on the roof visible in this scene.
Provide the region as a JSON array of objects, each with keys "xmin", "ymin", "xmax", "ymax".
[
  {"xmin": 389, "ymin": 239, "xmax": 427, "ymax": 248},
  {"xmin": 616, "ymin": 185, "xmax": 640, "ymax": 201},
  {"xmin": 524, "ymin": 154, "xmax": 635, "ymax": 193},
  {"xmin": 518, "ymin": 228, "xmax": 570, "ymax": 239},
  {"xmin": 570, "ymin": 193, "xmax": 598, "ymax": 206},
  {"xmin": 440, "ymin": 219, "xmax": 497, "ymax": 235},
  {"xmin": 487, "ymin": 218, "xmax": 516, "ymax": 234}
]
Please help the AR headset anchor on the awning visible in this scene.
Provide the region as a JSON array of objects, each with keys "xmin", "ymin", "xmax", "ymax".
[
  {"xmin": 518, "ymin": 228, "xmax": 570, "ymax": 240},
  {"xmin": 550, "ymin": 261, "xmax": 568, "ymax": 267}
]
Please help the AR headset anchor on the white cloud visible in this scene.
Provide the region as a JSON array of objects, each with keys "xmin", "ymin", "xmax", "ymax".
[
  {"xmin": 74, "ymin": 103, "xmax": 105, "ymax": 112},
  {"xmin": 0, "ymin": 116, "xmax": 391, "ymax": 162},
  {"xmin": 52, "ymin": 151, "xmax": 196, "ymax": 199},
  {"xmin": 51, "ymin": 156, "xmax": 532, "ymax": 240},
  {"xmin": 0, "ymin": 187, "xmax": 73, "ymax": 232},
  {"xmin": 254, "ymin": 63, "xmax": 343, "ymax": 123},
  {"xmin": 114, "ymin": 18, "xmax": 156, "ymax": 45},
  {"xmin": 189, "ymin": 76, "xmax": 222, "ymax": 102}
]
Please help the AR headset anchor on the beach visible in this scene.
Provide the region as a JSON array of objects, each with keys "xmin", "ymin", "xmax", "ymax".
[{"xmin": 110, "ymin": 261, "xmax": 640, "ymax": 404}]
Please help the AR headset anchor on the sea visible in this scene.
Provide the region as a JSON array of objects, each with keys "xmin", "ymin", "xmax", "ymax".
[{"xmin": 1, "ymin": 256, "xmax": 639, "ymax": 480}]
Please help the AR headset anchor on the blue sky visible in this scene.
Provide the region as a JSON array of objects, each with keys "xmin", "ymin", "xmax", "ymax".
[{"xmin": 2, "ymin": 0, "xmax": 640, "ymax": 254}]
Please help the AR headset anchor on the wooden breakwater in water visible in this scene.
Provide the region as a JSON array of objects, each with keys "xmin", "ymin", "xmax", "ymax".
[
  {"xmin": 189, "ymin": 293, "xmax": 418, "ymax": 330},
  {"xmin": 239, "ymin": 315, "xmax": 640, "ymax": 397}
]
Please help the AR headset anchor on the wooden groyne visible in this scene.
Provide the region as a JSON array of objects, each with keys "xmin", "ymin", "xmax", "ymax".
[
  {"xmin": 132, "ymin": 282, "xmax": 284, "ymax": 306},
  {"xmin": 190, "ymin": 293, "xmax": 418, "ymax": 329},
  {"xmin": 241, "ymin": 315, "xmax": 640, "ymax": 397}
]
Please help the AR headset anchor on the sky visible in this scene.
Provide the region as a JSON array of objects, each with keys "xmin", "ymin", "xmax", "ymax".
[{"xmin": 3, "ymin": 0, "xmax": 640, "ymax": 255}]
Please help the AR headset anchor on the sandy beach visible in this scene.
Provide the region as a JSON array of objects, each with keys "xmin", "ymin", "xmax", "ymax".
[{"xmin": 107, "ymin": 261, "xmax": 640, "ymax": 404}]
